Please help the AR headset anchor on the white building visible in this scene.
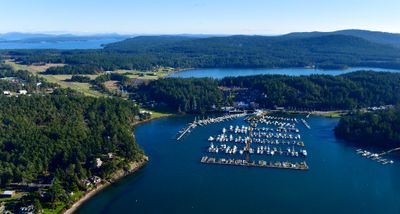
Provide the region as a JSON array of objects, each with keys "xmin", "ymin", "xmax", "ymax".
[
  {"xmin": 0, "ymin": 190, "xmax": 15, "ymax": 198},
  {"xmin": 19, "ymin": 90, "xmax": 28, "ymax": 95}
]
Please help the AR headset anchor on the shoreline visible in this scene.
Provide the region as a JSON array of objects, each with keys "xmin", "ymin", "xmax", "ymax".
[
  {"xmin": 60, "ymin": 109, "xmax": 341, "ymax": 214},
  {"xmin": 267, "ymin": 109, "xmax": 347, "ymax": 118},
  {"xmin": 62, "ymin": 156, "xmax": 149, "ymax": 214},
  {"xmin": 61, "ymin": 112, "xmax": 173, "ymax": 214}
]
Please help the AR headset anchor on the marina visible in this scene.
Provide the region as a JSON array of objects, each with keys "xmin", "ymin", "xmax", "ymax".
[{"xmin": 198, "ymin": 112, "xmax": 310, "ymax": 171}]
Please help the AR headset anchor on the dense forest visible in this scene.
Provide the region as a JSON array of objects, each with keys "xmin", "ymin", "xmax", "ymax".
[
  {"xmin": 134, "ymin": 78, "xmax": 223, "ymax": 113},
  {"xmin": 220, "ymin": 71, "xmax": 400, "ymax": 110},
  {"xmin": 335, "ymin": 107, "xmax": 400, "ymax": 148},
  {"xmin": 3, "ymin": 33, "xmax": 400, "ymax": 75},
  {"xmin": 0, "ymin": 89, "xmax": 143, "ymax": 206},
  {"xmin": 104, "ymin": 34, "xmax": 400, "ymax": 69},
  {"xmin": 133, "ymin": 71, "xmax": 400, "ymax": 113}
]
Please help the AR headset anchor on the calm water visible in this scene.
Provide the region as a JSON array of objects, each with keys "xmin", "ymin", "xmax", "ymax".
[
  {"xmin": 77, "ymin": 116, "xmax": 400, "ymax": 214},
  {"xmin": 0, "ymin": 39, "xmax": 120, "ymax": 49},
  {"xmin": 169, "ymin": 67, "xmax": 400, "ymax": 78}
]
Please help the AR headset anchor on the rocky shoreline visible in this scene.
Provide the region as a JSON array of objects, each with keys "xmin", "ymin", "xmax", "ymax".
[{"xmin": 62, "ymin": 156, "xmax": 149, "ymax": 214}]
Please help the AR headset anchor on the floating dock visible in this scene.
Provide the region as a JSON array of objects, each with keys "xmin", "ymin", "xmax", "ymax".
[
  {"xmin": 356, "ymin": 149, "xmax": 394, "ymax": 165},
  {"xmin": 200, "ymin": 156, "xmax": 309, "ymax": 170},
  {"xmin": 176, "ymin": 113, "xmax": 248, "ymax": 141},
  {"xmin": 301, "ymin": 119, "xmax": 311, "ymax": 129}
]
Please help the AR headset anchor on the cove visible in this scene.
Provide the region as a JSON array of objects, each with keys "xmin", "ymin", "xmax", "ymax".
[{"xmin": 76, "ymin": 116, "xmax": 400, "ymax": 214}]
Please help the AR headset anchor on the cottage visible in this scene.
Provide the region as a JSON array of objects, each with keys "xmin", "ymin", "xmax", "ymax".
[{"xmin": 0, "ymin": 190, "xmax": 16, "ymax": 198}]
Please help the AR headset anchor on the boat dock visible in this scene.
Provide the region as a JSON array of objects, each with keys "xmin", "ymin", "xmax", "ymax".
[
  {"xmin": 200, "ymin": 156, "xmax": 309, "ymax": 170},
  {"xmin": 356, "ymin": 149, "xmax": 394, "ymax": 165},
  {"xmin": 301, "ymin": 119, "xmax": 311, "ymax": 129},
  {"xmin": 176, "ymin": 123, "xmax": 197, "ymax": 141},
  {"xmin": 176, "ymin": 113, "xmax": 248, "ymax": 141}
]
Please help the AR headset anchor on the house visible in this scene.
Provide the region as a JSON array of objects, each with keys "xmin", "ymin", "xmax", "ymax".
[
  {"xmin": 95, "ymin": 158, "xmax": 103, "ymax": 168},
  {"xmin": 19, "ymin": 90, "xmax": 28, "ymax": 95},
  {"xmin": 0, "ymin": 190, "xmax": 16, "ymax": 198},
  {"xmin": 3, "ymin": 91, "xmax": 11, "ymax": 95},
  {"xmin": 107, "ymin": 153, "xmax": 114, "ymax": 159},
  {"xmin": 89, "ymin": 176, "xmax": 102, "ymax": 185}
]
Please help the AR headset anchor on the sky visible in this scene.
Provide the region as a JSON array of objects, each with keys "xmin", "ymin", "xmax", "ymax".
[{"xmin": 1, "ymin": 0, "xmax": 400, "ymax": 35}]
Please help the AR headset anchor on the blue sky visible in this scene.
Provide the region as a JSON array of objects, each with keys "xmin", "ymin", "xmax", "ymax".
[{"xmin": 1, "ymin": 0, "xmax": 400, "ymax": 34}]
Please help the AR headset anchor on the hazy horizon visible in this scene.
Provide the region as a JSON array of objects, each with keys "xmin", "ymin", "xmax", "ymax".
[
  {"xmin": 1, "ymin": 29, "xmax": 400, "ymax": 37},
  {"xmin": 2, "ymin": 0, "xmax": 400, "ymax": 35}
]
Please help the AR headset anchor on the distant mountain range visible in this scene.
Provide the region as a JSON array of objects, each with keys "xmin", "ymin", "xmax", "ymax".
[
  {"xmin": 0, "ymin": 32, "xmax": 131, "ymax": 43},
  {"xmin": 3, "ymin": 29, "xmax": 400, "ymax": 47}
]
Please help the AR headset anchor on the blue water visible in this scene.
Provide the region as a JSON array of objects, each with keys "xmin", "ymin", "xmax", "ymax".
[
  {"xmin": 169, "ymin": 67, "xmax": 400, "ymax": 78},
  {"xmin": 77, "ymin": 116, "xmax": 400, "ymax": 214},
  {"xmin": 0, "ymin": 39, "xmax": 120, "ymax": 49}
]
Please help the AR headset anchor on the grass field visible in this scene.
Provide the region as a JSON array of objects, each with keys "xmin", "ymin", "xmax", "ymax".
[
  {"xmin": 5, "ymin": 60, "xmax": 104, "ymax": 97},
  {"xmin": 114, "ymin": 67, "xmax": 174, "ymax": 80},
  {"xmin": 5, "ymin": 61, "xmax": 175, "ymax": 97}
]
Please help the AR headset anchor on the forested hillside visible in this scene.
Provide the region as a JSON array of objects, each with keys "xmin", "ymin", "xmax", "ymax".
[
  {"xmin": 133, "ymin": 71, "xmax": 400, "ymax": 113},
  {"xmin": 105, "ymin": 34, "xmax": 400, "ymax": 69},
  {"xmin": 0, "ymin": 89, "xmax": 144, "ymax": 210},
  {"xmin": 134, "ymin": 78, "xmax": 223, "ymax": 113},
  {"xmin": 335, "ymin": 107, "xmax": 400, "ymax": 148},
  {"xmin": 220, "ymin": 71, "xmax": 400, "ymax": 110}
]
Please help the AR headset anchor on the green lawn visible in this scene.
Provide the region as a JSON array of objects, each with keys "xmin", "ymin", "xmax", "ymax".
[
  {"xmin": 5, "ymin": 61, "xmax": 176, "ymax": 98},
  {"xmin": 5, "ymin": 61, "xmax": 104, "ymax": 97},
  {"xmin": 43, "ymin": 203, "xmax": 65, "ymax": 214}
]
